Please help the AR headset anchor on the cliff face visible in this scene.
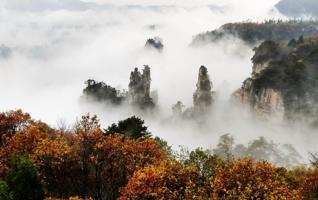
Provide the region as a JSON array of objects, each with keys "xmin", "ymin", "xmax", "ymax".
[
  {"xmin": 234, "ymin": 63, "xmax": 284, "ymax": 118},
  {"xmin": 234, "ymin": 40, "xmax": 285, "ymax": 117},
  {"xmin": 128, "ymin": 65, "xmax": 155, "ymax": 109},
  {"xmin": 234, "ymin": 36, "xmax": 318, "ymax": 123},
  {"xmin": 253, "ymin": 88, "xmax": 284, "ymax": 117}
]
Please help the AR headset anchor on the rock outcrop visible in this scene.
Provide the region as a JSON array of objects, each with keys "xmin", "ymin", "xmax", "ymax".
[
  {"xmin": 82, "ymin": 65, "xmax": 156, "ymax": 110},
  {"xmin": 145, "ymin": 37, "xmax": 164, "ymax": 52},
  {"xmin": 193, "ymin": 66, "xmax": 213, "ymax": 114},
  {"xmin": 234, "ymin": 61, "xmax": 285, "ymax": 118},
  {"xmin": 234, "ymin": 55, "xmax": 285, "ymax": 118},
  {"xmin": 234, "ymin": 36, "xmax": 318, "ymax": 123},
  {"xmin": 171, "ymin": 66, "xmax": 214, "ymax": 119},
  {"xmin": 82, "ymin": 79, "xmax": 126, "ymax": 105},
  {"xmin": 128, "ymin": 65, "xmax": 155, "ymax": 109}
]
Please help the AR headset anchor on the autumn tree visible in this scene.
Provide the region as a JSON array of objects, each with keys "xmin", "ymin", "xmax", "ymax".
[
  {"xmin": 0, "ymin": 122, "xmax": 50, "ymax": 176},
  {"xmin": 32, "ymin": 134, "xmax": 80, "ymax": 197},
  {"xmin": 298, "ymin": 169, "xmax": 318, "ymax": 199},
  {"xmin": 119, "ymin": 161, "xmax": 209, "ymax": 200},
  {"xmin": 0, "ymin": 110, "xmax": 33, "ymax": 147},
  {"xmin": 211, "ymin": 159, "xmax": 300, "ymax": 199},
  {"xmin": 74, "ymin": 114, "xmax": 103, "ymax": 198},
  {"xmin": 36, "ymin": 114, "xmax": 166, "ymax": 200},
  {"xmin": 89, "ymin": 134, "xmax": 166, "ymax": 200}
]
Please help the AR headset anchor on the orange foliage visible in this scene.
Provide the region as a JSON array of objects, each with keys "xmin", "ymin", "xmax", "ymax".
[
  {"xmin": 87, "ymin": 134, "xmax": 166, "ymax": 199},
  {"xmin": 31, "ymin": 114, "xmax": 166, "ymax": 199},
  {"xmin": 0, "ymin": 109, "xmax": 33, "ymax": 146},
  {"xmin": 298, "ymin": 169, "xmax": 318, "ymax": 200},
  {"xmin": 119, "ymin": 161, "xmax": 208, "ymax": 200},
  {"xmin": 211, "ymin": 159, "xmax": 300, "ymax": 200},
  {"xmin": 2, "ymin": 110, "xmax": 316, "ymax": 200},
  {"xmin": 0, "ymin": 122, "xmax": 50, "ymax": 175}
]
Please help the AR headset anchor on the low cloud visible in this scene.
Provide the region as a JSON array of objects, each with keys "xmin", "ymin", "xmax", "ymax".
[{"xmin": 1, "ymin": 0, "xmax": 316, "ymax": 164}]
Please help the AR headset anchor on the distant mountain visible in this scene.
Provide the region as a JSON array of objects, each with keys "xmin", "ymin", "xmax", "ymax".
[
  {"xmin": 276, "ymin": 0, "xmax": 318, "ymax": 17},
  {"xmin": 191, "ymin": 20, "xmax": 318, "ymax": 46}
]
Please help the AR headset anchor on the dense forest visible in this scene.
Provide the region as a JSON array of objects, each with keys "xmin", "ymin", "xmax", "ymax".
[{"xmin": 0, "ymin": 110, "xmax": 318, "ymax": 200}]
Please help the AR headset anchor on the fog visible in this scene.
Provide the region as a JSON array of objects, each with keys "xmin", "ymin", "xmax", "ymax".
[{"xmin": 1, "ymin": 0, "xmax": 317, "ymax": 164}]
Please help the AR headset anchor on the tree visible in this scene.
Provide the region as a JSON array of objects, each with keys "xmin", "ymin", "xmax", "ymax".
[
  {"xmin": 104, "ymin": 116, "xmax": 151, "ymax": 139},
  {"xmin": 251, "ymin": 40, "xmax": 280, "ymax": 64},
  {"xmin": 310, "ymin": 153, "xmax": 318, "ymax": 168},
  {"xmin": 7, "ymin": 156, "xmax": 44, "ymax": 200},
  {"xmin": 185, "ymin": 148, "xmax": 224, "ymax": 180},
  {"xmin": 74, "ymin": 114, "xmax": 103, "ymax": 198},
  {"xmin": 0, "ymin": 122, "xmax": 50, "ymax": 176},
  {"xmin": 154, "ymin": 137, "xmax": 173, "ymax": 158},
  {"xmin": 213, "ymin": 134, "xmax": 234, "ymax": 161},
  {"xmin": 0, "ymin": 110, "xmax": 33, "ymax": 147},
  {"xmin": 32, "ymin": 134, "xmax": 79, "ymax": 197},
  {"xmin": 119, "ymin": 161, "xmax": 208, "ymax": 200},
  {"xmin": 211, "ymin": 159, "xmax": 300, "ymax": 199},
  {"xmin": 299, "ymin": 169, "xmax": 318, "ymax": 199},
  {"xmin": 89, "ymin": 134, "xmax": 166, "ymax": 200},
  {"xmin": 83, "ymin": 80, "xmax": 125, "ymax": 105},
  {"xmin": 0, "ymin": 181, "xmax": 11, "ymax": 200}
]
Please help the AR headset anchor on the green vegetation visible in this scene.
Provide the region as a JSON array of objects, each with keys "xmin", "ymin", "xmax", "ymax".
[
  {"xmin": 0, "ymin": 156, "xmax": 44, "ymax": 200},
  {"xmin": 83, "ymin": 79, "xmax": 126, "ymax": 105},
  {"xmin": 252, "ymin": 36, "xmax": 318, "ymax": 121},
  {"xmin": 104, "ymin": 116, "xmax": 151, "ymax": 139},
  {"xmin": 0, "ymin": 181, "xmax": 11, "ymax": 200}
]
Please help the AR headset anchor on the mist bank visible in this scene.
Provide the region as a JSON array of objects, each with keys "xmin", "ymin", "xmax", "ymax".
[
  {"xmin": 1, "ymin": 0, "xmax": 318, "ymax": 163},
  {"xmin": 79, "ymin": 59, "xmax": 318, "ymax": 163}
]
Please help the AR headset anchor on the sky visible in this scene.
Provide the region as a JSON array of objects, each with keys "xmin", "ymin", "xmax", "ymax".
[{"xmin": 1, "ymin": 0, "xmax": 317, "ymax": 163}]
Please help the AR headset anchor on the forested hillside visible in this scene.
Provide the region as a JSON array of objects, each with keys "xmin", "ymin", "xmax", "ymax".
[{"xmin": 192, "ymin": 20, "xmax": 318, "ymax": 45}]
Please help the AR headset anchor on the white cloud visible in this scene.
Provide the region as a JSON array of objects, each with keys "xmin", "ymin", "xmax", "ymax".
[{"xmin": 0, "ymin": 0, "xmax": 315, "ymax": 164}]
